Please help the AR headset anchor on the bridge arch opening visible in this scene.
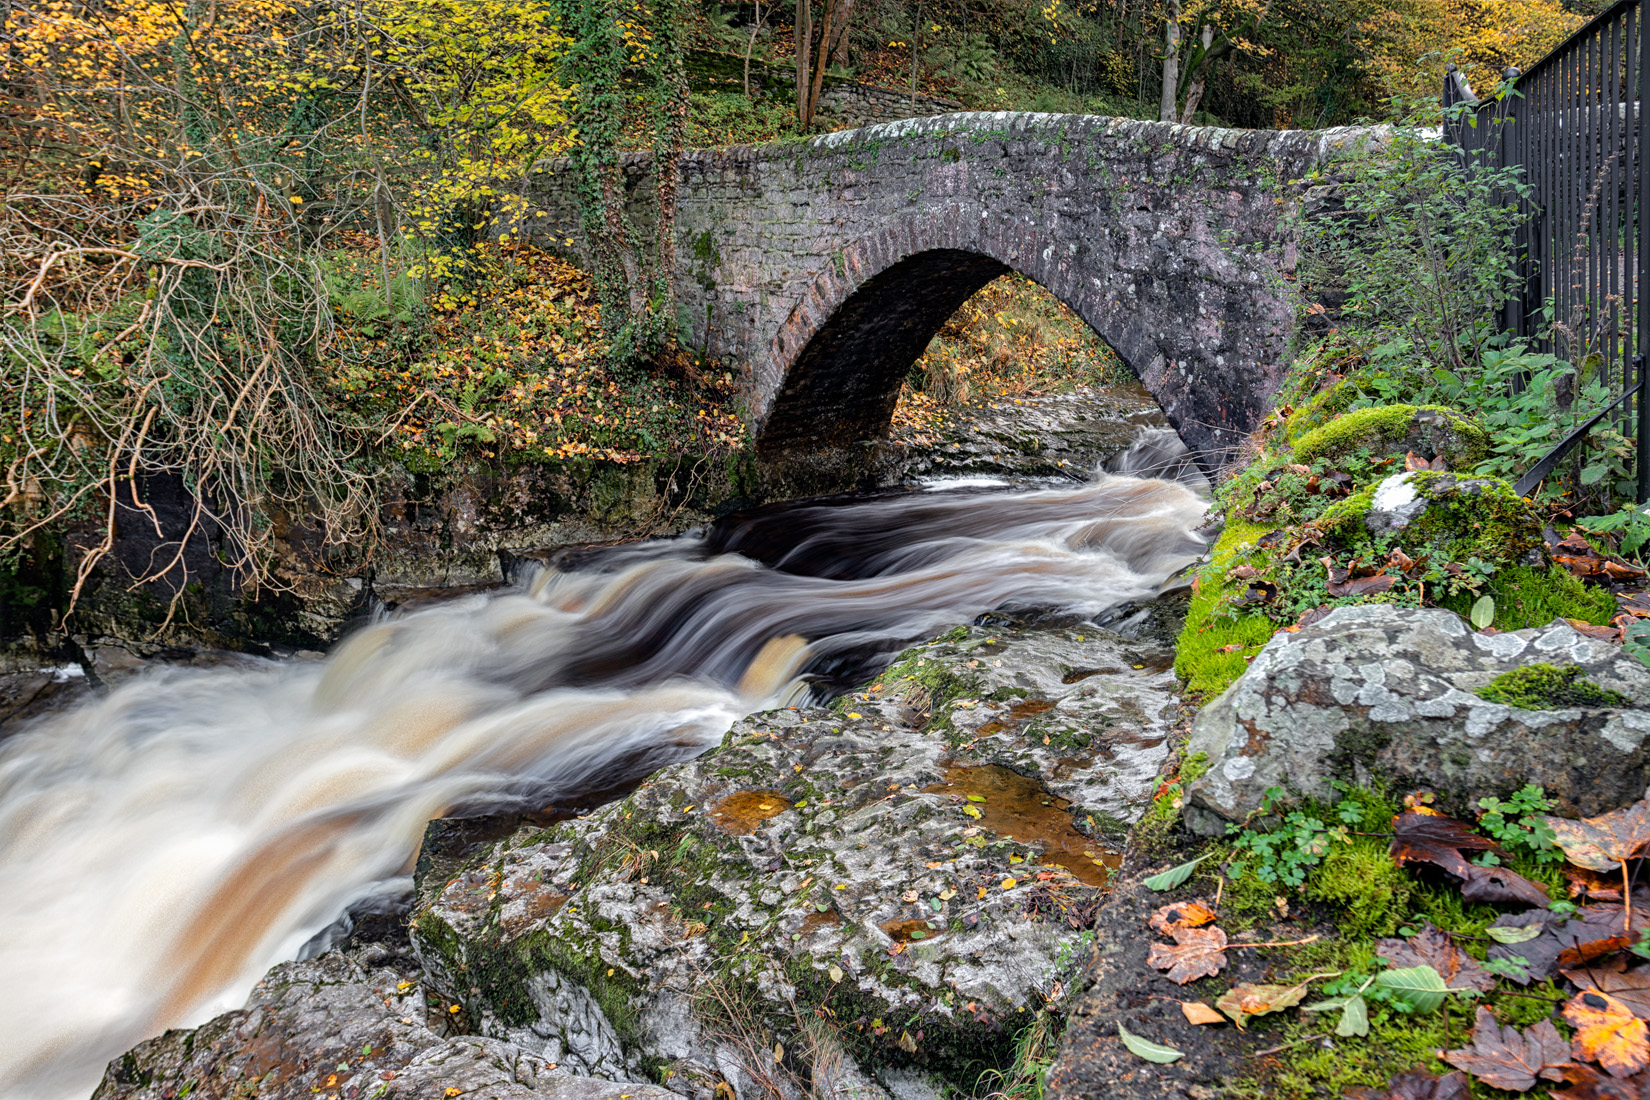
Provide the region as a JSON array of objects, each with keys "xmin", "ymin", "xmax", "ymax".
[{"xmin": 756, "ymin": 247, "xmax": 1157, "ymax": 459}]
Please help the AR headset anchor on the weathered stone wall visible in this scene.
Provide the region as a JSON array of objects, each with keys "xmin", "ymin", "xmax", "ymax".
[
  {"xmin": 509, "ymin": 112, "xmax": 1382, "ymax": 467},
  {"xmin": 815, "ymin": 83, "xmax": 963, "ymax": 127}
]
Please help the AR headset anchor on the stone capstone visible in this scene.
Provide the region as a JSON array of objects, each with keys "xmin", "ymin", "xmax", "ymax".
[
  {"xmin": 408, "ymin": 613, "xmax": 1186, "ymax": 1099},
  {"xmin": 90, "ymin": 952, "xmax": 676, "ymax": 1100},
  {"xmin": 1182, "ymin": 605, "xmax": 1650, "ymax": 835}
]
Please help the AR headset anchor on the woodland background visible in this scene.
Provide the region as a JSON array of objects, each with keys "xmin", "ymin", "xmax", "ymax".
[{"xmin": 0, "ymin": 0, "xmax": 1600, "ymax": 610}]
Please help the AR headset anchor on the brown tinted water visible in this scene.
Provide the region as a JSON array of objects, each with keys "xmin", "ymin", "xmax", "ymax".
[
  {"xmin": 923, "ymin": 763, "xmax": 1120, "ymax": 887},
  {"xmin": 709, "ymin": 790, "xmax": 793, "ymax": 835}
]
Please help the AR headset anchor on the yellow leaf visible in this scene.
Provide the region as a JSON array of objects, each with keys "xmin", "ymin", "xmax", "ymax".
[
  {"xmin": 1181, "ymin": 1001, "xmax": 1226, "ymax": 1026},
  {"xmin": 1001, "ymin": 878, "xmax": 1018, "ymax": 890}
]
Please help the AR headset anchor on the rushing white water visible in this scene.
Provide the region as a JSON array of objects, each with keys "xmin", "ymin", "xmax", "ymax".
[{"xmin": 0, "ymin": 470, "xmax": 1208, "ymax": 1100}]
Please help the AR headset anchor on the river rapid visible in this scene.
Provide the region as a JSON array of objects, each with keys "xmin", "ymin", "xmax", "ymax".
[{"xmin": 0, "ymin": 434, "xmax": 1208, "ymax": 1100}]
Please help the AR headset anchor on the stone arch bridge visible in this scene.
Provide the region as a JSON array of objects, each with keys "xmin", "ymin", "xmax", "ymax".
[{"xmin": 507, "ymin": 112, "xmax": 1378, "ymax": 467}]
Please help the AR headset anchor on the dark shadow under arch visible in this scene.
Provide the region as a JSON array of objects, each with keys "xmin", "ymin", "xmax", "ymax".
[{"xmin": 756, "ymin": 249, "xmax": 1015, "ymax": 455}]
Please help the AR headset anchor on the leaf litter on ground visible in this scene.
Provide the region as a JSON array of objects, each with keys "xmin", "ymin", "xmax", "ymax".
[
  {"xmin": 1377, "ymin": 922, "xmax": 1498, "ymax": 993},
  {"xmin": 1141, "ymin": 789, "xmax": 1650, "ymax": 1095},
  {"xmin": 1147, "ymin": 924, "xmax": 1229, "ymax": 984},
  {"xmin": 1441, "ymin": 1006, "xmax": 1569, "ymax": 1091}
]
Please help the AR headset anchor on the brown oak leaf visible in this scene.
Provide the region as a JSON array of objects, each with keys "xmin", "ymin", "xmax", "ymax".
[
  {"xmin": 1378, "ymin": 922, "xmax": 1498, "ymax": 993},
  {"xmin": 1544, "ymin": 800, "xmax": 1650, "ymax": 874},
  {"xmin": 1149, "ymin": 899, "xmax": 1217, "ymax": 935},
  {"xmin": 1441, "ymin": 1006, "xmax": 1570, "ymax": 1091},
  {"xmin": 1565, "ymin": 990, "xmax": 1650, "ymax": 1078},
  {"xmin": 1347, "ymin": 1068, "xmax": 1470, "ymax": 1100},
  {"xmin": 1459, "ymin": 862, "xmax": 1556, "ymax": 908},
  {"xmin": 1147, "ymin": 925, "xmax": 1228, "ymax": 984}
]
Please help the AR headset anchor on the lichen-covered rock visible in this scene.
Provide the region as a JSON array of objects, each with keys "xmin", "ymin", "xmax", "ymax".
[
  {"xmin": 91, "ymin": 952, "xmax": 675, "ymax": 1100},
  {"xmin": 1291, "ymin": 404, "xmax": 1490, "ymax": 468},
  {"xmin": 408, "ymin": 614, "xmax": 1184, "ymax": 1099},
  {"xmin": 1182, "ymin": 605, "xmax": 1650, "ymax": 835}
]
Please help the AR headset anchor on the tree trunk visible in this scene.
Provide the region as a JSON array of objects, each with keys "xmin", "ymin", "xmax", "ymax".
[
  {"xmin": 1178, "ymin": 23, "xmax": 1212, "ymax": 123},
  {"xmin": 804, "ymin": 0, "xmax": 853, "ymax": 127},
  {"xmin": 829, "ymin": 0, "xmax": 854, "ymax": 68},
  {"xmin": 795, "ymin": 0, "xmax": 811, "ymax": 127},
  {"xmin": 1158, "ymin": 0, "xmax": 1181, "ymax": 123},
  {"xmin": 744, "ymin": 0, "xmax": 762, "ymax": 100},
  {"xmin": 910, "ymin": 0, "xmax": 921, "ymax": 109}
]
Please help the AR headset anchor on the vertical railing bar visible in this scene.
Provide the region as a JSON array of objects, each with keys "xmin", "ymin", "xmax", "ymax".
[
  {"xmin": 1593, "ymin": 27, "xmax": 1606, "ymax": 395},
  {"xmin": 1613, "ymin": 13, "xmax": 1626, "ymax": 402},
  {"xmin": 1570, "ymin": 39, "xmax": 1581, "ymax": 367},
  {"xmin": 1558, "ymin": 44, "xmax": 1569, "ymax": 362},
  {"xmin": 1617, "ymin": 2, "xmax": 1630, "ymax": 389},
  {"xmin": 1541, "ymin": 59, "xmax": 1552, "ymax": 359},
  {"xmin": 1617, "ymin": 11, "xmax": 1626, "ymax": 394},
  {"xmin": 1638, "ymin": 0, "xmax": 1650, "ymax": 499},
  {"xmin": 1591, "ymin": 26, "xmax": 1604, "ymax": 397},
  {"xmin": 1590, "ymin": 23, "xmax": 1603, "ymax": 395},
  {"xmin": 1605, "ymin": 17, "xmax": 1615, "ymax": 395}
]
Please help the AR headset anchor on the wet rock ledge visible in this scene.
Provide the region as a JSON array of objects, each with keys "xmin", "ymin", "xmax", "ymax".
[{"xmin": 93, "ymin": 604, "xmax": 1187, "ymax": 1100}]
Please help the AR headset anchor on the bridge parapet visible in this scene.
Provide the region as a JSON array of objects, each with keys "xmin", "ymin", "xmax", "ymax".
[{"xmin": 508, "ymin": 112, "xmax": 1385, "ymax": 466}]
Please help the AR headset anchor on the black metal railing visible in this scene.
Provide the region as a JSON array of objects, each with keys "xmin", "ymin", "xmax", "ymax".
[{"xmin": 1443, "ymin": 0, "xmax": 1650, "ymax": 503}]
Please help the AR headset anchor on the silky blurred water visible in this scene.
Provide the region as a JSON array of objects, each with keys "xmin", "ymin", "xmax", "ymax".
[{"xmin": 0, "ymin": 462, "xmax": 1207, "ymax": 1099}]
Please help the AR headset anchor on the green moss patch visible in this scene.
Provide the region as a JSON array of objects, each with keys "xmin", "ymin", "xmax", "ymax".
[
  {"xmin": 1174, "ymin": 520, "xmax": 1280, "ymax": 697},
  {"xmin": 1477, "ymin": 662, "xmax": 1631, "ymax": 709},
  {"xmin": 1437, "ymin": 563, "xmax": 1616, "ymax": 631},
  {"xmin": 1292, "ymin": 404, "xmax": 1489, "ymax": 469}
]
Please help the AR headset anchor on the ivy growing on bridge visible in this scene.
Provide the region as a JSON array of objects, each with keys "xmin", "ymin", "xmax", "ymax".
[{"xmin": 559, "ymin": 0, "xmax": 691, "ymax": 368}]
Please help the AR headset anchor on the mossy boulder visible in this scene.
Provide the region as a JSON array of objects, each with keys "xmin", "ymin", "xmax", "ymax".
[
  {"xmin": 1318, "ymin": 470, "xmax": 1542, "ymax": 561},
  {"xmin": 1183, "ymin": 606, "xmax": 1650, "ymax": 835},
  {"xmin": 90, "ymin": 952, "xmax": 676, "ymax": 1100},
  {"xmin": 1293, "ymin": 405, "xmax": 1490, "ymax": 469},
  {"xmin": 408, "ymin": 620, "xmax": 1187, "ymax": 1100}
]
